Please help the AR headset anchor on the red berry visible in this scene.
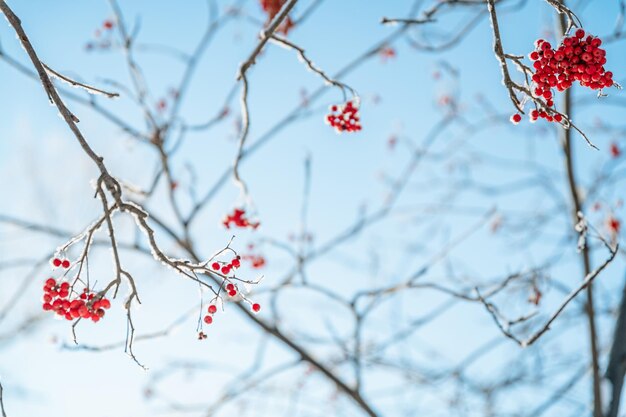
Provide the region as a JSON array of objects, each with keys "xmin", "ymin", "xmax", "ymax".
[
  {"xmin": 45, "ymin": 278, "xmax": 56, "ymax": 287},
  {"xmin": 203, "ymin": 315, "xmax": 213, "ymax": 324},
  {"xmin": 52, "ymin": 258, "xmax": 62, "ymax": 267},
  {"xmin": 211, "ymin": 262, "xmax": 220, "ymax": 271},
  {"xmin": 208, "ymin": 305, "xmax": 217, "ymax": 314},
  {"xmin": 510, "ymin": 114, "xmax": 522, "ymax": 125},
  {"xmin": 228, "ymin": 289, "xmax": 237, "ymax": 297},
  {"xmin": 252, "ymin": 303, "xmax": 261, "ymax": 313},
  {"xmin": 61, "ymin": 259, "xmax": 70, "ymax": 269},
  {"xmin": 100, "ymin": 299, "xmax": 111, "ymax": 309}
]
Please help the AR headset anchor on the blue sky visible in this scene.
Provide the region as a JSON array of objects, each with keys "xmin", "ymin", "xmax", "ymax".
[{"xmin": 1, "ymin": 1, "xmax": 626, "ymax": 416}]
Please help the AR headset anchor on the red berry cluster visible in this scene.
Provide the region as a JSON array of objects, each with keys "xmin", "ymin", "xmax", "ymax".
[
  {"xmin": 242, "ymin": 254, "xmax": 266, "ymax": 269},
  {"xmin": 325, "ymin": 101, "xmax": 362, "ymax": 133},
  {"xmin": 222, "ymin": 208, "xmax": 260, "ymax": 230},
  {"xmin": 522, "ymin": 29, "xmax": 614, "ymax": 123},
  {"xmin": 42, "ymin": 278, "xmax": 111, "ymax": 322},
  {"xmin": 51, "ymin": 257, "xmax": 71, "ymax": 269},
  {"xmin": 225, "ymin": 282, "xmax": 238, "ymax": 298},
  {"xmin": 203, "ymin": 303, "xmax": 218, "ymax": 325},
  {"xmin": 211, "ymin": 256, "xmax": 241, "ymax": 276}
]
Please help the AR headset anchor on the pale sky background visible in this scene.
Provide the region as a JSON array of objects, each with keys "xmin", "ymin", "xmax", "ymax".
[{"xmin": 1, "ymin": 1, "xmax": 626, "ymax": 416}]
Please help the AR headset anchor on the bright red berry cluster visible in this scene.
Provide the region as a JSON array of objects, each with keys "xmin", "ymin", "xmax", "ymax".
[
  {"xmin": 222, "ymin": 208, "xmax": 260, "ymax": 230},
  {"xmin": 211, "ymin": 256, "xmax": 241, "ymax": 276},
  {"xmin": 51, "ymin": 257, "xmax": 71, "ymax": 269},
  {"xmin": 522, "ymin": 29, "xmax": 614, "ymax": 123},
  {"xmin": 42, "ymin": 279, "xmax": 111, "ymax": 322},
  {"xmin": 203, "ymin": 303, "xmax": 217, "ymax": 325},
  {"xmin": 325, "ymin": 101, "xmax": 362, "ymax": 133},
  {"xmin": 225, "ymin": 282, "xmax": 238, "ymax": 298}
]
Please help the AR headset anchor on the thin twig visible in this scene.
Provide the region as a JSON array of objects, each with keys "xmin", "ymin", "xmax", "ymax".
[{"xmin": 43, "ymin": 63, "xmax": 120, "ymax": 98}]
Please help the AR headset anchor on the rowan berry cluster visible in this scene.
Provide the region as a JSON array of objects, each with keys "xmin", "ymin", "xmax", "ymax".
[
  {"xmin": 211, "ymin": 256, "xmax": 241, "ymax": 276},
  {"xmin": 530, "ymin": 30, "xmax": 613, "ymax": 93},
  {"xmin": 42, "ymin": 278, "xmax": 111, "ymax": 322},
  {"xmin": 325, "ymin": 101, "xmax": 362, "ymax": 133},
  {"xmin": 512, "ymin": 29, "xmax": 615, "ymax": 124},
  {"xmin": 222, "ymin": 208, "xmax": 260, "ymax": 230}
]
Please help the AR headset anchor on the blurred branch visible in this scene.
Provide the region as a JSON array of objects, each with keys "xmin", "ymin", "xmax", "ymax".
[
  {"xmin": 477, "ymin": 238, "xmax": 618, "ymax": 347},
  {"xmin": 0, "ymin": 380, "xmax": 6, "ymax": 417},
  {"xmin": 232, "ymin": 0, "xmax": 299, "ymax": 199},
  {"xmin": 43, "ymin": 63, "xmax": 120, "ymax": 98}
]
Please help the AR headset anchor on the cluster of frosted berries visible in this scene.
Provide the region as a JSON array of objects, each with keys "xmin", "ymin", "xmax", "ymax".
[
  {"xmin": 43, "ymin": 278, "xmax": 111, "ymax": 322},
  {"xmin": 325, "ymin": 101, "xmax": 362, "ymax": 133},
  {"xmin": 222, "ymin": 208, "xmax": 260, "ymax": 230},
  {"xmin": 211, "ymin": 256, "xmax": 241, "ymax": 277},
  {"xmin": 511, "ymin": 29, "xmax": 615, "ymax": 124}
]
